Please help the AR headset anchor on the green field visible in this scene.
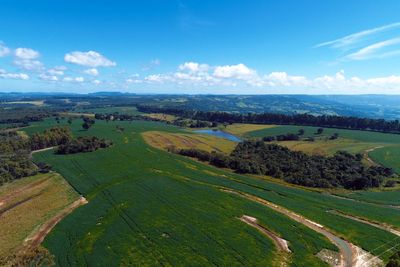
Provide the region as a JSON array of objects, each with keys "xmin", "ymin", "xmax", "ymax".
[
  {"xmin": 71, "ymin": 106, "xmax": 141, "ymax": 115},
  {"xmin": 369, "ymin": 145, "xmax": 400, "ymax": 174},
  {"xmin": 30, "ymin": 119, "xmax": 340, "ymax": 266},
  {"xmin": 27, "ymin": 118, "xmax": 400, "ymax": 265}
]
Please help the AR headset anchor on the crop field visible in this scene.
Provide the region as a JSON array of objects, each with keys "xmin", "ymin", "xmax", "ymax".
[
  {"xmin": 336, "ymin": 190, "xmax": 400, "ymax": 206},
  {"xmin": 0, "ymin": 172, "xmax": 79, "ymax": 261},
  {"xmin": 224, "ymin": 123, "xmax": 277, "ymax": 136},
  {"xmin": 29, "ymin": 119, "xmax": 339, "ymax": 267},
  {"xmin": 142, "ymin": 131, "xmax": 236, "ymax": 153},
  {"xmin": 369, "ymin": 145, "xmax": 400, "ymax": 174},
  {"xmin": 143, "ymin": 113, "xmax": 177, "ymax": 122},
  {"xmin": 27, "ymin": 119, "xmax": 400, "ymax": 265}
]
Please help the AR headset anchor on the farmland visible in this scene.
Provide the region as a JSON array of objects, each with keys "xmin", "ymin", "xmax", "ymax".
[
  {"xmin": 25, "ymin": 118, "xmax": 399, "ymax": 265},
  {"xmin": 0, "ymin": 172, "xmax": 79, "ymax": 262}
]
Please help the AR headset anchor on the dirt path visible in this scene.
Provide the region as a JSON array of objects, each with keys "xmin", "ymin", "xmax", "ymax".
[
  {"xmin": 240, "ymin": 215, "xmax": 291, "ymax": 253},
  {"xmin": 23, "ymin": 196, "xmax": 87, "ymax": 249},
  {"xmin": 221, "ymin": 189, "xmax": 354, "ymax": 267},
  {"xmin": 364, "ymin": 146, "xmax": 384, "ymax": 166},
  {"xmin": 30, "ymin": 146, "xmax": 55, "ymax": 156}
]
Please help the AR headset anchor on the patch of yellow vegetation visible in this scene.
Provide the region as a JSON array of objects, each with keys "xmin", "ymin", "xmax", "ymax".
[
  {"xmin": 143, "ymin": 113, "xmax": 177, "ymax": 122},
  {"xmin": 0, "ymin": 172, "xmax": 79, "ymax": 260},
  {"xmin": 6, "ymin": 100, "xmax": 45, "ymax": 106},
  {"xmin": 142, "ymin": 131, "xmax": 236, "ymax": 154},
  {"xmin": 224, "ymin": 123, "xmax": 276, "ymax": 136}
]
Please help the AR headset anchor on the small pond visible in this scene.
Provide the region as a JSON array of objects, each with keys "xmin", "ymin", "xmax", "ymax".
[{"xmin": 194, "ymin": 129, "xmax": 241, "ymax": 142}]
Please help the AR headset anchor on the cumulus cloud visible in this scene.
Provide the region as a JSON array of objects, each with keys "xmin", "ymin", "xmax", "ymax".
[
  {"xmin": 84, "ymin": 68, "xmax": 99, "ymax": 76},
  {"xmin": 63, "ymin": 76, "xmax": 85, "ymax": 82},
  {"xmin": 39, "ymin": 74, "xmax": 58, "ymax": 81},
  {"xmin": 0, "ymin": 42, "xmax": 10, "ymax": 57},
  {"xmin": 213, "ymin": 63, "xmax": 256, "ymax": 79},
  {"xmin": 179, "ymin": 62, "xmax": 209, "ymax": 73},
  {"xmin": 12, "ymin": 47, "xmax": 44, "ymax": 71},
  {"xmin": 64, "ymin": 51, "xmax": 116, "ymax": 67},
  {"xmin": 92, "ymin": 79, "xmax": 101, "ymax": 85},
  {"xmin": 15, "ymin": 48, "xmax": 40, "ymax": 59},
  {"xmin": 0, "ymin": 69, "xmax": 29, "ymax": 80},
  {"xmin": 46, "ymin": 66, "xmax": 66, "ymax": 76}
]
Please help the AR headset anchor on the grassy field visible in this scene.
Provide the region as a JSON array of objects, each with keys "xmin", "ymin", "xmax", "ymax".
[
  {"xmin": 143, "ymin": 130, "xmax": 236, "ymax": 154},
  {"xmin": 0, "ymin": 172, "xmax": 79, "ymax": 261},
  {"xmin": 335, "ymin": 190, "xmax": 400, "ymax": 206},
  {"xmin": 27, "ymin": 119, "xmax": 400, "ymax": 265}
]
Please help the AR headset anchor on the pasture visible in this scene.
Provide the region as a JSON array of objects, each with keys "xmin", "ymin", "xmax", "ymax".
[{"xmin": 28, "ymin": 119, "xmax": 400, "ymax": 265}]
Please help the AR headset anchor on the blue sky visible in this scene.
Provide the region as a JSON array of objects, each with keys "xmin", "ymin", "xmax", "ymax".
[{"xmin": 1, "ymin": 0, "xmax": 400, "ymax": 94}]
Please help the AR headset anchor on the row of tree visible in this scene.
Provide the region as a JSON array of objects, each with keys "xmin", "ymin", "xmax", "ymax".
[
  {"xmin": 173, "ymin": 141, "xmax": 393, "ymax": 189},
  {"xmin": 136, "ymin": 105, "xmax": 400, "ymax": 134}
]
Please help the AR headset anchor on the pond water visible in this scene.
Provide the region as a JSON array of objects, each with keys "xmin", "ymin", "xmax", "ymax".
[{"xmin": 194, "ymin": 129, "xmax": 241, "ymax": 142}]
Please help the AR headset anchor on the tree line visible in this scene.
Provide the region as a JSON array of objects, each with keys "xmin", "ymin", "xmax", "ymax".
[
  {"xmin": 0, "ymin": 127, "xmax": 73, "ymax": 185},
  {"xmin": 136, "ymin": 105, "xmax": 400, "ymax": 134},
  {"xmin": 57, "ymin": 136, "xmax": 112, "ymax": 154},
  {"xmin": 172, "ymin": 141, "xmax": 393, "ymax": 189}
]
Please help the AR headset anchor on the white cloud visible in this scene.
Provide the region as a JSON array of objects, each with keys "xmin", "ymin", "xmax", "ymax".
[
  {"xmin": 63, "ymin": 76, "xmax": 85, "ymax": 82},
  {"xmin": 263, "ymin": 72, "xmax": 309, "ymax": 87},
  {"xmin": 84, "ymin": 68, "xmax": 99, "ymax": 76},
  {"xmin": 0, "ymin": 42, "xmax": 10, "ymax": 57},
  {"xmin": 0, "ymin": 69, "xmax": 29, "ymax": 80},
  {"xmin": 39, "ymin": 74, "xmax": 58, "ymax": 81},
  {"xmin": 213, "ymin": 63, "xmax": 256, "ymax": 79},
  {"xmin": 15, "ymin": 47, "xmax": 40, "ymax": 59},
  {"xmin": 344, "ymin": 37, "xmax": 400, "ymax": 60},
  {"xmin": 14, "ymin": 59, "xmax": 44, "ymax": 71},
  {"xmin": 47, "ymin": 66, "xmax": 66, "ymax": 76},
  {"xmin": 64, "ymin": 51, "xmax": 116, "ymax": 67},
  {"xmin": 179, "ymin": 62, "xmax": 209, "ymax": 73},
  {"xmin": 126, "ymin": 78, "xmax": 142, "ymax": 84},
  {"xmin": 142, "ymin": 59, "xmax": 160, "ymax": 71},
  {"xmin": 315, "ymin": 22, "xmax": 400, "ymax": 49},
  {"xmin": 92, "ymin": 79, "xmax": 101, "ymax": 85}
]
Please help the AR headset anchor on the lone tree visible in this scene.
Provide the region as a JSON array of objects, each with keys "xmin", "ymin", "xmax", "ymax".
[
  {"xmin": 316, "ymin": 128, "xmax": 324, "ymax": 135},
  {"xmin": 82, "ymin": 117, "xmax": 95, "ymax": 130},
  {"xmin": 298, "ymin": 129, "xmax": 305, "ymax": 135}
]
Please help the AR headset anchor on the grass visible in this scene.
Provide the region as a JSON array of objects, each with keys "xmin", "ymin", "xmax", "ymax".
[
  {"xmin": 30, "ymin": 119, "xmax": 339, "ymax": 266},
  {"xmin": 142, "ymin": 130, "xmax": 236, "ymax": 154},
  {"xmin": 0, "ymin": 172, "xmax": 79, "ymax": 260},
  {"xmin": 335, "ymin": 190, "xmax": 400, "ymax": 206}
]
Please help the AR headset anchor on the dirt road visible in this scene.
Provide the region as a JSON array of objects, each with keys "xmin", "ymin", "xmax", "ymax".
[{"xmin": 222, "ymin": 189, "xmax": 354, "ymax": 267}]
